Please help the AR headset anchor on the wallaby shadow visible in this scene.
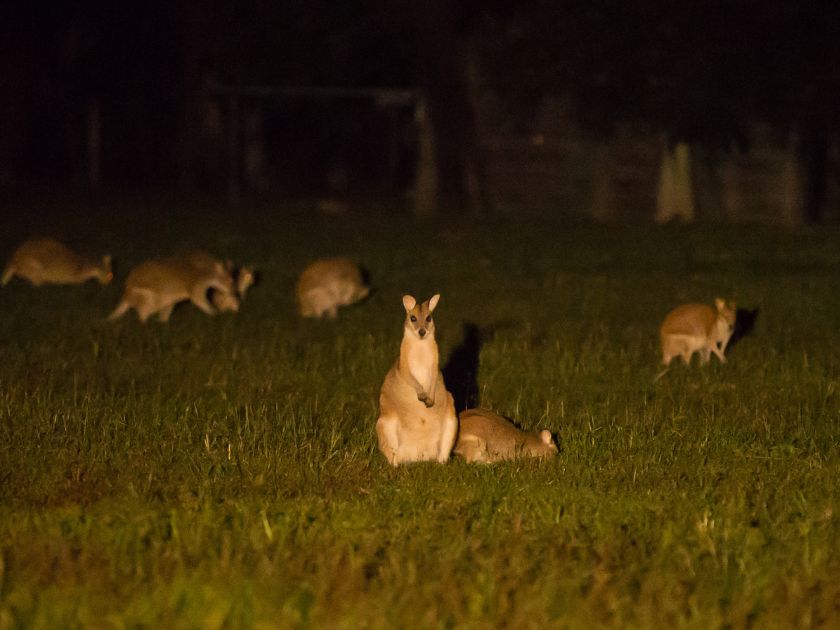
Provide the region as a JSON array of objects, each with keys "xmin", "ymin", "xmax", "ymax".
[
  {"xmin": 443, "ymin": 320, "xmax": 517, "ymax": 412},
  {"xmin": 728, "ymin": 307, "xmax": 759, "ymax": 352},
  {"xmin": 443, "ymin": 322, "xmax": 483, "ymax": 412}
]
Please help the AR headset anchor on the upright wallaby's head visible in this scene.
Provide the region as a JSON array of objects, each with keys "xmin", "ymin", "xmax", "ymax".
[
  {"xmin": 97, "ymin": 255, "xmax": 114, "ymax": 284},
  {"xmin": 402, "ymin": 294, "xmax": 440, "ymax": 340},
  {"xmin": 714, "ymin": 297, "xmax": 737, "ymax": 335}
]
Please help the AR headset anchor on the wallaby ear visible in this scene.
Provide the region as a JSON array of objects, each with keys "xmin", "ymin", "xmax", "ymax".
[
  {"xmin": 428, "ymin": 293, "xmax": 441, "ymax": 312},
  {"xmin": 225, "ymin": 259, "xmax": 234, "ymax": 272},
  {"xmin": 214, "ymin": 261, "xmax": 226, "ymax": 274},
  {"xmin": 402, "ymin": 295, "xmax": 416, "ymax": 311},
  {"xmin": 540, "ymin": 429, "xmax": 553, "ymax": 445},
  {"xmin": 103, "ymin": 254, "xmax": 112, "ymax": 268},
  {"xmin": 728, "ymin": 300, "xmax": 737, "ymax": 311},
  {"xmin": 715, "ymin": 297, "xmax": 725, "ymax": 311}
]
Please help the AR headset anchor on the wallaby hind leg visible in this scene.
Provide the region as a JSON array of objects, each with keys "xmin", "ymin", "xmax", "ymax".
[
  {"xmin": 135, "ymin": 296, "xmax": 159, "ymax": 323},
  {"xmin": 107, "ymin": 300, "xmax": 131, "ymax": 321},
  {"xmin": 437, "ymin": 403, "xmax": 458, "ymax": 463},
  {"xmin": 375, "ymin": 414, "xmax": 401, "ymax": 466},
  {"xmin": 158, "ymin": 303, "xmax": 176, "ymax": 322},
  {"xmin": 661, "ymin": 336, "xmax": 681, "ymax": 367},
  {"xmin": 455, "ymin": 435, "xmax": 487, "ymax": 463}
]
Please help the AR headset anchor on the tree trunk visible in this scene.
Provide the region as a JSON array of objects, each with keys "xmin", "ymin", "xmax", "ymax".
[
  {"xmin": 176, "ymin": 0, "xmax": 206, "ymax": 190},
  {"xmin": 591, "ymin": 145, "xmax": 617, "ymax": 223},
  {"xmin": 86, "ymin": 98, "xmax": 102, "ymax": 189},
  {"xmin": 720, "ymin": 157, "xmax": 742, "ymax": 222},
  {"xmin": 655, "ymin": 141, "xmax": 696, "ymax": 223},
  {"xmin": 799, "ymin": 120, "xmax": 828, "ymax": 224},
  {"xmin": 780, "ymin": 134, "xmax": 804, "ymax": 227},
  {"xmin": 411, "ymin": 0, "xmax": 485, "ymax": 215},
  {"xmin": 413, "ymin": 98, "xmax": 438, "ymax": 215}
]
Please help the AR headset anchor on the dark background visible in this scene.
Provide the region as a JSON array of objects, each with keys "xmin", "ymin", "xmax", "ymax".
[{"xmin": 2, "ymin": 0, "xmax": 839, "ymax": 219}]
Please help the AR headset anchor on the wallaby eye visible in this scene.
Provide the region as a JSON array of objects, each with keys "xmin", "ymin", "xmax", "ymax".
[
  {"xmin": 426, "ymin": 315, "xmax": 432, "ymax": 323},
  {"xmin": 410, "ymin": 315, "xmax": 417, "ymax": 322}
]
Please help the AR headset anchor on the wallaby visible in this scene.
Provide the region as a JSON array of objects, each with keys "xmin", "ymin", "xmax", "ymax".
[
  {"xmin": 660, "ymin": 297, "xmax": 737, "ymax": 366},
  {"xmin": 211, "ymin": 265, "xmax": 255, "ymax": 312},
  {"xmin": 180, "ymin": 249, "xmax": 254, "ymax": 312},
  {"xmin": 296, "ymin": 257, "xmax": 369, "ymax": 318},
  {"xmin": 376, "ymin": 294, "xmax": 458, "ymax": 466},
  {"xmin": 2, "ymin": 237, "xmax": 112, "ymax": 286},
  {"xmin": 108, "ymin": 254, "xmax": 236, "ymax": 323},
  {"xmin": 454, "ymin": 408, "xmax": 557, "ymax": 463}
]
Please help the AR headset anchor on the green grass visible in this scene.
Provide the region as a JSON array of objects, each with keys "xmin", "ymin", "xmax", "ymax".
[{"xmin": 1, "ymin": 194, "xmax": 839, "ymax": 628}]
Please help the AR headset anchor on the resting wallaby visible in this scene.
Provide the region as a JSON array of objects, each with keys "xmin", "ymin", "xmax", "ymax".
[
  {"xmin": 454, "ymin": 408, "xmax": 557, "ymax": 463},
  {"xmin": 660, "ymin": 297, "xmax": 737, "ymax": 366},
  {"xmin": 296, "ymin": 257, "xmax": 369, "ymax": 318},
  {"xmin": 376, "ymin": 294, "xmax": 458, "ymax": 466},
  {"xmin": 2, "ymin": 237, "xmax": 112, "ymax": 286},
  {"xmin": 108, "ymin": 255, "xmax": 235, "ymax": 323}
]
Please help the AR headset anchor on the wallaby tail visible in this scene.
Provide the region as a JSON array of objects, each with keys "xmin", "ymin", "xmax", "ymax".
[
  {"xmin": 1, "ymin": 266, "xmax": 13, "ymax": 286},
  {"xmin": 107, "ymin": 300, "xmax": 130, "ymax": 321}
]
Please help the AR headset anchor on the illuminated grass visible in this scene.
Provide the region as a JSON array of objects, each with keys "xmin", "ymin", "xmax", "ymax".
[{"xmin": 0, "ymin": 195, "xmax": 839, "ymax": 627}]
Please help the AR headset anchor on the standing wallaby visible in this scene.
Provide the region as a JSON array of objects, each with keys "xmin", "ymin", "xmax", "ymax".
[
  {"xmin": 454, "ymin": 408, "xmax": 557, "ymax": 463},
  {"xmin": 660, "ymin": 298, "xmax": 737, "ymax": 366},
  {"xmin": 296, "ymin": 257, "xmax": 369, "ymax": 318},
  {"xmin": 108, "ymin": 255, "xmax": 236, "ymax": 323},
  {"xmin": 376, "ymin": 294, "xmax": 458, "ymax": 466},
  {"xmin": 2, "ymin": 237, "xmax": 112, "ymax": 286}
]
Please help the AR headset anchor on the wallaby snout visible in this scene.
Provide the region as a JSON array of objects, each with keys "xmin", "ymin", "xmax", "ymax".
[{"xmin": 419, "ymin": 328, "xmax": 426, "ymax": 337}]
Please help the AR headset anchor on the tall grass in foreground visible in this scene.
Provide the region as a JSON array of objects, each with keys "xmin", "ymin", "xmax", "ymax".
[{"xmin": 0, "ymin": 196, "xmax": 839, "ymax": 628}]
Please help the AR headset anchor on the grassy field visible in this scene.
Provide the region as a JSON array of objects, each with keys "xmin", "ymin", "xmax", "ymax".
[{"xmin": 1, "ymin": 194, "xmax": 839, "ymax": 628}]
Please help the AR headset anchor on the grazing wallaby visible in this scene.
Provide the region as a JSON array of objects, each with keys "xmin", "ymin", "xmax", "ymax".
[
  {"xmin": 660, "ymin": 297, "xmax": 737, "ymax": 366},
  {"xmin": 2, "ymin": 237, "xmax": 112, "ymax": 286},
  {"xmin": 454, "ymin": 408, "xmax": 557, "ymax": 463},
  {"xmin": 180, "ymin": 250, "xmax": 254, "ymax": 312},
  {"xmin": 376, "ymin": 294, "xmax": 458, "ymax": 466},
  {"xmin": 296, "ymin": 257, "xmax": 369, "ymax": 318},
  {"xmin": 108, "ymin": 255, "xmax": 236, "ymax": 323}
]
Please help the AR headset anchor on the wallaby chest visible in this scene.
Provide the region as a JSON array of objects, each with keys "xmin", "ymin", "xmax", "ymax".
[{"xmin": 401, "ymin": 338, "xmax": 437, "ymax": 391}]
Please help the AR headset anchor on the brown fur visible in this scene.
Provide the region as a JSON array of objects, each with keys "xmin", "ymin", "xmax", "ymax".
[
  {"xmin": 375, "ymin": 294, "xmax": 458, "ymax": 466},
  {"xmin": 454, "ymin": 408, "xmax": 557, "ymax": 463},
  {"xmin": 296, "ymin": 257, "xmax": 369, "ymax": 318},
  {"xmin": 2, "ymin": 237, "xmax": 112, "ymax": 286},
  {"xmin": 108, "ymin": 254, "xmax": 235, "ymax": 323},
  {"xmin": 660, "ymin": 297, "xmax": 737, "ymax": 366},
  {"xmin": 179, "ymin": 250, "xmax": 257, "ymax": 313}
]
